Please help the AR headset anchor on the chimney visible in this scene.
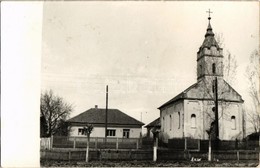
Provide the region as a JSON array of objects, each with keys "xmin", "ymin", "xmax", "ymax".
[{"xmin": 95, "ymin": 105, "xmax": 98, "ymax": 109}]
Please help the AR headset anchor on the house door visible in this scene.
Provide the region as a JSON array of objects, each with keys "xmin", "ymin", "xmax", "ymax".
[{"xmin": 123, "ymin": 129, "xmax": 130, "ymax": 138}]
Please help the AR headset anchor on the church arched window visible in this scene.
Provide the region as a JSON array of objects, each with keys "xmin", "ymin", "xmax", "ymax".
[
  {"xmin": 212, "ymin": 63, "xmax": 216, "ymax": 74},
  {"xmin": 212, "ymin": 82, "xmax": 215, "ymax": 93},
  {"xmin": 178, "ymin": 112, "xmax": 180, "ymax": 129},
  {"xmin": 200, "ymin": 65, "xmax": 202, "ymax": 75},
  {"xmin": 162, "ymin": 117, "xmax": 165, "ymax": 132},
  {"xmin": 170, "ymin": 115, "xmax": 172, "ymax": 131},
  {"xmin": 231, "ymin": 116, "xmax": 236, "ymax": 130},
  {"xmin": 191, "ymin": 114, "xmax": 196, "ymax": 128}
]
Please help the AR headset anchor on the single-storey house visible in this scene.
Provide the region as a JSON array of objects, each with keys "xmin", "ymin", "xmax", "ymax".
[
  {"xmin": 67, "ymin": 105, "xmax": 144, "ymax": 138},
  {"xmin": 145, "ymin": 118, "xmax": 161, "ymax": 138}
]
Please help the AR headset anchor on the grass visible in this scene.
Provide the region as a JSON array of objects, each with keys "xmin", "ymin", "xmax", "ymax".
[{"xmin": 41, "ymin": 159, "xmax": 259, "ymax": 167}]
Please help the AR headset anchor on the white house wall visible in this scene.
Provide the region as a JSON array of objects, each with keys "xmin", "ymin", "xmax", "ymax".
[{"xmin": 70, "ymin": 126, "xmax": 142, "ymax": 138}]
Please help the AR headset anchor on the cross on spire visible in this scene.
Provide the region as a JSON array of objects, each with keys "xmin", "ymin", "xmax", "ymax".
[{"xmin": 206, "ymin": 9, "xmax": 213, "ymax": 20}]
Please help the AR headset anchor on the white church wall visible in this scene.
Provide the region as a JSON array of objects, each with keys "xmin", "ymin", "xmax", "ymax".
[
  {"xmin": 202, "ymin": 100, "xmax": 215, "ymax": 140},
  {"xmin": 220, "ymin": 102, "xmax": 244, "ymax": 140},
  {"xmin": 200, "ymin": 101, "xmax": 244, "ymax": 140},
  {"xmin": 184, "ymin": 100, "xmax": 204, "ymax": 139},
  {"xmin": 160, "ymin": 99, "xmax": 244, "ymax": 142},
  {"xmin": 160, "ymin": 100, "xmax": 184, "ymax": 143}
]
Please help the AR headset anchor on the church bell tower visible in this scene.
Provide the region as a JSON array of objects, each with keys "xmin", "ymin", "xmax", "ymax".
[{"xmin": 197, "ymin": 10, "xmax": 224, "ymax": 82}]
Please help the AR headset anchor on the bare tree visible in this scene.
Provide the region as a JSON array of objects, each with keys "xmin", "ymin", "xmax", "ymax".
[
  {"xmin": 40, "ymin": 89, "xmax": 73, "ymax": 137},
  {"xmin": 215, "ymin": 33, "xmax": 238, "ymax": 86},
  {"xmin": 203, "ymin": 33, "xmax": 239, "ymax": 131},
  {"xmin": 246, "ymin": 49, "xmax": 260, "ymax": 134},
  {"xmin": 54, "ymin": 119, "xmax": 71, "ymax": 136},
  {"xmin": 199, "ymin": 33, "xmax": 240, "ymax": 154},
  {"xmin": 40, "ymin": 115, "xmax": 48, "ymax": 137},
  {"xmin": 83, "ymin": 124, "xmax": 94, "ymax": 162}
]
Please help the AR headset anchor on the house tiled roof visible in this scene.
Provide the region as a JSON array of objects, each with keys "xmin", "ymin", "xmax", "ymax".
[
  {"xmin": 67, "ymin": 108, "xmax": 144, "ymax": 126},
  {"xmin": 145, "ymin": 117, "xmax": 161, "ymax": 128}
]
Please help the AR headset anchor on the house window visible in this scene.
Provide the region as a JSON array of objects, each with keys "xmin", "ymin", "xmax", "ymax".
[
  {"xmin": 170, "ymin": 115, "xmax": 172, "ymax": 131},
  {"xmin": 231, "ymin": 116, "xmax": 236, "ymax": 130},
  {"xmin": 178, "ymin": 112, "xmax": 180, "ymax": 129},
  {"xmin": 78, "ymin": 128, "xmax": 85, "ymax": 135},
  {"xmin": 106, "ymin": 129, "xmax": 116, "ymax": 136},
  {"xmin": 123, "ymin": 129, "xmax": 130, "ymax": 138},
  {"xmin": 212, "ymin": 63, "xmax": 216, "ymax": 74},
  {"xmin": 191, "ymin": 114, "xmax": 196, "ymax": 128}
]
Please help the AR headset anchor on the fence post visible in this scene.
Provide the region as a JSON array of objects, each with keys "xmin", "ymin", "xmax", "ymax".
[
  {"xmin": 184, "ymin": 137, "xmax": 187, "ymax": 150},
  {"xmin": 50, "ymin": 135, "xmax": 53, "ymax": 149},
  {"xmin": 95, "ymin": 137, "xmax": 98, "ymax": 150},
  {"xmin": 208, "ymin": 139, "xmax": 212, "ymax": 161},
  {"xmin": 237, "ymin": 150, "xmax": 239, "ymax": 162},
  {"xmin": 116, "ymin": 138, "xmax": 119, "ymax": 149},
  {"xmin": 99, "ymin": 149, "xmax": 102, "ymax": 161},
  {"xmin": 153, "ymin": 137, "xmax": 158, "ymax": 162},
  {"xmin": 136, "ymin": 139, "xmax": 139, "ymax": 149},
  {"xmin": 69, "ymin": 151, "xmax": 71, "ymax": 162},
  {"xmin": 47, "ymin": 138, "xmax": 51, "ymax": 150},
  {"xmin": 198, "ymin": 139, "xmax": 200, "ymax": 151},
  {"xmin": 73, "ymin": 137, "xmax": 76, "ymax": 149}
]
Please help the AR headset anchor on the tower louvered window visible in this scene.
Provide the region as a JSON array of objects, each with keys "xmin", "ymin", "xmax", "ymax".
[{"xmin": 212, "ymin": 63, "xmax": 216, "ymax": 74}]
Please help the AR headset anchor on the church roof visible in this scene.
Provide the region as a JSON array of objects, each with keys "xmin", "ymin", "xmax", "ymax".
[
  {"xmin": 158, "ymin": 83, "xmax": 197, "ymax": 109},
  {"xmin": 158, "ymin": 80, "xmax": 244, "ymax": 110},
  {"xmin": 145, "ymin": 117, "xmax": 161, "ymax": 128}
]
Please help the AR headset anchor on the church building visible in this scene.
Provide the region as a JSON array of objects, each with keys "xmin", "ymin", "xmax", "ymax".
[{"xmin": 158, "ymin": 14, "xmax": 245, "ymax": 143}]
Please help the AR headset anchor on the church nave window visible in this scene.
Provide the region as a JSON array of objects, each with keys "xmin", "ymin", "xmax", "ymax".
[
  {"xmin": 231, "ymin": 116, "xmax": 236, "ymax": 130},
  {"xmin": 212, "ymin": 82, "xmax": 215, "ymax": 93},
  {"xmin": 178, "ymin": 112, "xmax": 180, "ymax": 129},
  {"xmin": 191, "ymin": 114, "xmax": 196, "ymax": 128},
  {"xmin": 162, "ymin": 117, "xmax": 165, "ymax": 132},
  {"xmin": 170, "ymin": 115, "xmax": 172, "ymax": 131}
]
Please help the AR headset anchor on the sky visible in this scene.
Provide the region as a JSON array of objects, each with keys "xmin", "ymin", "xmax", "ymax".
[
  {"xmin": 0, "ymin": 1, "xmax": 258, "ymax": 167},
  {"xmin": 41, "ymin": 1, "xmax": 259, "ymax": 132}
]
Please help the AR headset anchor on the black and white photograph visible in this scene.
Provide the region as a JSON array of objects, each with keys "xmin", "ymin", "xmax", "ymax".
[{"xmin": 1, "ymin": 1, "xmax": 259, "ymax": 167}]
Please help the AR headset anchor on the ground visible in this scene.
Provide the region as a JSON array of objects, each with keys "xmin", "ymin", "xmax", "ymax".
[{"xmin": 41, "ymin": 160, "xmax": 259, "ymax": 167}]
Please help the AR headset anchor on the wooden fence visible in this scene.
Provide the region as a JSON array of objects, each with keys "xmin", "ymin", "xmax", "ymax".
[
  {"xmin": 168, "ymin": 138, "xmax": 259, "ymax": 151},
  {"xmin": 40, "ymin": 138, "xmax": 51, "ymax": 150},
  {"xmin": 51, "ymin": 136, "xmax": 141, "ymax": 149},
  {"xmin": 41, "ymin": 148, "xmax": 259, "ymax": 162},
  {"xmin": 41, "ymin": 136, "xmax": 259, "ymax": 151}
]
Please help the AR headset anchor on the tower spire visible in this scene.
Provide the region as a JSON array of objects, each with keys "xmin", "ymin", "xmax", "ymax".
[
  {"xmin": 197, "ymin": 10, "xmax": 223, "ymax": 81},
  {"xmin": 205, "ymin": 9, "xmax": 214, "ymax": 37},
  {"xmin": 206, "ymin": 9, "xmax": 213, "ymax": 22}
]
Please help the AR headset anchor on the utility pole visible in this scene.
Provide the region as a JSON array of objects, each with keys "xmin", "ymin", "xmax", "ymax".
[
  {"xmin": 105, "ymin": 85, "xmax": 108, "ymax": 148},
  {"xmin": 214, "ymin": 77, "xmax": 219, "ymax": 149}
]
